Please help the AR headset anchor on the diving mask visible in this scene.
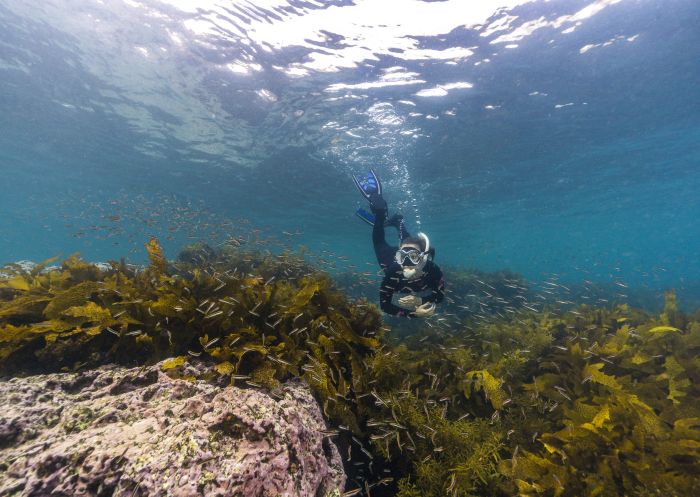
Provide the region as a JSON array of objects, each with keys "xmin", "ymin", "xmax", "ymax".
[
  {"xmin": 395, "ymin": 232, "xmax": 431, "ymax": 267},
  {"xmin": 396, "ymin": 233, "xmax": 431, "ymax": 279},
  {"xmin": 395, "ymin": 248, "xmax": 424, "ymax": 266}
]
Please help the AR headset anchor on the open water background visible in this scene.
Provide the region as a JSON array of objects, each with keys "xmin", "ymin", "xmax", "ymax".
[{"xmin": 1, "ymin": 0, "xmax": 699, "ymax": 309}]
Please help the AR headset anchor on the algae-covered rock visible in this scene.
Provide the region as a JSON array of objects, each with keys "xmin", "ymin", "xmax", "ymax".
[{"xmin": 0, "ymin": 360, "xmax": 345, "ymax": 497}]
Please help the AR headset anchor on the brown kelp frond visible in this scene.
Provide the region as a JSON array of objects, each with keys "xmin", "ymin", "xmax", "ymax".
[
  {"xmin": 368, "ymin": 391, "xmax": 505, "ymax": 497},
  {"xmin": 145, "ymin": 237, "xmax": 168, "ymax": 275},
  {"xmin": 494, "ymin": 291, "xmax": 700, "ymax": 497}
]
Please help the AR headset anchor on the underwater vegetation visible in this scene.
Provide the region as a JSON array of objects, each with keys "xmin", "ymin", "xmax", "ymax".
[
  {"xmin": 385, "ymin": 294, "xmax": 700, "ymax": 496},
  {"xmin": 1, "ymin": 241, "xmax": 699, "ymax": 496}
]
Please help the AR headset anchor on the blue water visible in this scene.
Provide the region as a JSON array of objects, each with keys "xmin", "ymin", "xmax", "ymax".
[{"xmin": 1, "ymin": 0, "xmax": 699, "ymax": 308}]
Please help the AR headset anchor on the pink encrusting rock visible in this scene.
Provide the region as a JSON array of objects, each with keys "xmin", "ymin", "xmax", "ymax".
[{"xmin": 0, "ymin": 361, "xmax": 345, "ymax": 497}]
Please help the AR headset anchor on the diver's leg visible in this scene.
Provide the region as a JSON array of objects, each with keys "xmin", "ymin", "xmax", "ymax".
[
  {"xmin": 399, "ymin": 221, "xmax": 411, "ymax": 240},
  {"xmin": 386, "ymin": 213, "xmax": 411, "ymax": 241},
  {"xmin": 370, "ymin": 196, "xmax": 395, "ymax": 269}
]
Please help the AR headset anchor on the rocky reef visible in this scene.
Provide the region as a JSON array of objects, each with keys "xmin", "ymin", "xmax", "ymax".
[
  {"xmin": 1, "ymin": 240, "xmax": 699, "ymax": 497},
  {"xmin": 0, "ymin": 360, "xmax": 344, "ymax": 497}
]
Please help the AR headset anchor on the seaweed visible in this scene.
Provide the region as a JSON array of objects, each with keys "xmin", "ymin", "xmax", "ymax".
[
  {"xmin": 1, "ymin": 244, "xmax": 699, "ymax": 496},
  {"xmin": 495, "ymin": 295, "xmax": 700, "ymax": 496}
]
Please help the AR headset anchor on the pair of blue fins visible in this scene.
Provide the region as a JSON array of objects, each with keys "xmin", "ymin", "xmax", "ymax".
[{"xmin": 353, "ymin": 169, "xmax": 398, "ymax": 227}]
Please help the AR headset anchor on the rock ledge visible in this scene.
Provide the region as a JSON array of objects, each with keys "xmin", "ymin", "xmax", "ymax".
[{"xmin": 0, "ymin": 361, "xmax": 345, "ymax": 497}]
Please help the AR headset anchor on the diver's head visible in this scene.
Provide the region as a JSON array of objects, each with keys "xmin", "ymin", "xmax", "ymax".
[{"xmin": 396, "ymin": 233, "xmax": 431, "ymax": 279}]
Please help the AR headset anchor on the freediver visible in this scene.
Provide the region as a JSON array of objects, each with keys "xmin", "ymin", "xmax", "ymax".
[{"xmin": 354, "ymin": 170, "xmax": 445, "ymax": 318}]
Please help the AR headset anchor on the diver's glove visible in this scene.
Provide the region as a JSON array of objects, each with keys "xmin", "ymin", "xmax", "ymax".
[
  {"xmin": 413, "ymin": 302, "xmax": 436, "ymax": 318},
  {"xmin": 398, "ymin": 295, "xmax": 422, "ymax": 309},
  {"xmin": 368, "ymin": 191, "xmax": 387, "ymax": 214}
]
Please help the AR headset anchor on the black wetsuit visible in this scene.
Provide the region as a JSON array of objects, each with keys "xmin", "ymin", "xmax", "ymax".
[{"xmin": 372, "ymin": 209, "xmax": 445, "ymax": 318}]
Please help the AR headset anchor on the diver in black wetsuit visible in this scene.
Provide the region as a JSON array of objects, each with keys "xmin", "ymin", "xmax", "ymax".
[{"xmin": 354, "ymin": 170, "xmax": 445, "ymax": 318}]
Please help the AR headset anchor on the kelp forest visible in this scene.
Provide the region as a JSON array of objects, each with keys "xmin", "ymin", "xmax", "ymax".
[{"xmin": 1, "ymin": 239, "xmax": 699, "ymax": 497}]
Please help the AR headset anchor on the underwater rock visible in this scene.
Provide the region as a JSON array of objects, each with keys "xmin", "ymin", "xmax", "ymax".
[
  {"xmin": 0, "ymin": 360, "xmax": 345, "ymax": 497},
  {"xmin": 0, "ymin": 260, "xmax": 113, "ymax": 278},
  {"xmin": 0, "ymin": 262, "xmax": 33, "ymax": 279}
]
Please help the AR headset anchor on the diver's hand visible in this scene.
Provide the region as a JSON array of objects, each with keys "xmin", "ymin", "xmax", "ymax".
[
  {"xmin": 398, "ymin": 295, "xmax": 422, "ymax": 309},
  {"xmin": 413, "ymin": 302, "xmax": 436, "ymax": 318}
]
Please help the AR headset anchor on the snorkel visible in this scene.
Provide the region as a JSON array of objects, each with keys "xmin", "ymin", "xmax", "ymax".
[{"xmin": 401, "ymin": 232, "xmax": 430, "ymax": 279}]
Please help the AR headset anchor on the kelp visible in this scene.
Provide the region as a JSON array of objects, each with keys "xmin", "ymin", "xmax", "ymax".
[
  {"xmin": 495, "ymin": 295, "xmax": 700, "ymax": 496},
  {"xmin": 369, "ymin": 392, "xmax": 505, "ymax": 497},
  {"xmin": 0, "ymin": 240, "xmax": 386, "ymax": 468},
  {"xmin": 1, "ymin": 244, "xmax": 700, "ymax": 496},
  {"xmin": 340, "ymin": 293, "xmax": 700, "ymax": 496}
]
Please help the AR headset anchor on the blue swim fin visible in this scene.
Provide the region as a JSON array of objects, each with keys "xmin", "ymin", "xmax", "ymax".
[
  {"xmin": 356, "ymin": 208, "xmax": 404, "ymax": 230},
  {"xmin": 355, "ymin": 207, "xmax": 376, "ymax": 226},
  {"xmin": 353, "ymin": 169, "xmax": 382, "ymax": 200}
]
